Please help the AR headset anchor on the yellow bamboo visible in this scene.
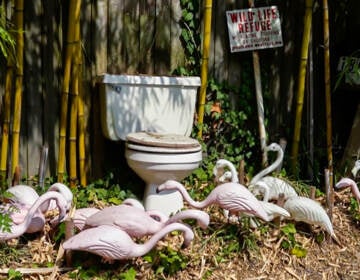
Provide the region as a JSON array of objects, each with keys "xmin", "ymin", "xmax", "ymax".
[
  {"xmin": 11, "ymin": 0, "xmax": 24, "ymax": 178},
  {"xmin": 75, "ymin": 6, "xmax": 86, "ymax": 187},
  {"xmin": 323, "ymin": 0, "xmax": 333, "ymax": 188},
  {"xmin": 290, "ymin": 0, "xmax": 313, "ymax": 174},
  {"xmin": 57, "ymin": 0, "xmax": 81, "ymax": 182},
  {"xmin": 0, "ymin": 62, "xmax": 13, "ymax": 187},
  {"xmin": 68, "ymin": 0, "xmax": 82, "ymax": 187},
  {"xmin": 197, "ymin": 0, "xmax": 212, "ymax": 139}
]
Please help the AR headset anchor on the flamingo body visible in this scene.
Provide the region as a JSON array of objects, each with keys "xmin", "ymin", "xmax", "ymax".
[
  {"xmin": 283, "ymin": 196, "xmax": 334, "ymax": 237},
  {"xmin": 157, "ymin": 180, "xmax": 269, "ymax": 222},
  {"xmin": 62, "ymin": 222, "xmax": 194, "ymax": 261},
  {"xmin": 0, "ymin": 191, "xmax": 67, "ymax": 240},
  {"xmin": 84, "ymin": 204, "xmax": 209, "ymax": 237},
  {"xmin": 5, "ymin": 185, "xmax": 39, "ymax": 206}
]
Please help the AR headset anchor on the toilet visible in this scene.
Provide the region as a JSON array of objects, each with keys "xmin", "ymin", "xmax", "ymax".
[{"xmin": 97, "ymin": 74, "xmax": 202, "ymax": 216}]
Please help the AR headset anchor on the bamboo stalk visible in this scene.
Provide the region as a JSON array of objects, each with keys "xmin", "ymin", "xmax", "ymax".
[
  {"xmin": 77, "ymin": 59, "xmax": 87, "ymax": 186},
  {"xmin": 74, "ymin": 1, "xmax": 86, "ymax": 187},
  {"xmin": 290, "ymin": 0, "xmax": 313, "ymax": 174},
  {"xmin": 57, "ymin": 0, "xmax": 81, "ymax": 182},
  {"xmin": 68, "ymin": 0, "xmax": 81, "ymax": 187},
  {"xmin": 0, "ymin": 62, "xmax": 13, "ymax": 188},
  {"xmin": 11, "ymin": 0, "xmax": 24, "ymax": 178},
  {"xmin": 323, "ymin": 0, "xmax": 333, "ymax": 188},
  {"xmin": 197, "ymin": 0, "xmax": 212, "ymax": 139}
]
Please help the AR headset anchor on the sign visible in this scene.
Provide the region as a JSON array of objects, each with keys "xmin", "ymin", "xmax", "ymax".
[{"xmin": 226, "ymin": 6, "xmax": 283, "ymax": 52}]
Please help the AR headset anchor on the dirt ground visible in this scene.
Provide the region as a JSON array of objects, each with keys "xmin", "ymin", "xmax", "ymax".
[{"xmin": 1, "ymin": 187, "xmax": 360, "ymax": 280}]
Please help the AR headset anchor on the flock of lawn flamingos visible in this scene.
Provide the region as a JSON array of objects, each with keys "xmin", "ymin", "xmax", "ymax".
[{"xmin": 1, "ymin": 143, "xmax": 359, "ymax": 262}]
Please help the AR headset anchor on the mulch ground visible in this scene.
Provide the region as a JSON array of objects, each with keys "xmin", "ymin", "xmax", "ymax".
[{"xmin": 1, "ymin": 187, "xmax": 360, "ymax": 280}]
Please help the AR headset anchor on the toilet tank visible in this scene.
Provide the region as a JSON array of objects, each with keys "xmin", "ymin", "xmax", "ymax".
[{"xmin": 97, "ymin": 74, "xmax": 201, "ymax": 141}]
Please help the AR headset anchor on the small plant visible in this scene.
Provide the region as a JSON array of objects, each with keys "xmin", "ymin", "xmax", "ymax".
[
  {"xmin": 7, "ymin": 268, "xmax": 22, "ymax": 280},
  {"xmin": 280, "ymin": 223, "xmax": 307, "ymax": 258},
  {"xmin": 73, "ymin": 173, "xmax": 136, "ymax": 208},
  {"xmin": 144, "ymin": 246, "xmax": 189, "ymax": 276},
  {"xmin": 348, "ymin": 197, "xmax": 360, "ymax": 222}
]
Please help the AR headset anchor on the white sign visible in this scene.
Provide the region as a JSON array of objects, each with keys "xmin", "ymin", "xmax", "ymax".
[{"xmin": 226, "ymin": 6, "xmax": 283, "ymax": 52}]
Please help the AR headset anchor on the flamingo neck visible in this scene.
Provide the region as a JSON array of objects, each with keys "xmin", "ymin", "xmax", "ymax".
[
  {"xmin": 0, "ymin": 192, "xmax": 65, "ymax": 240},
  {"xmin": 165, "ymin": 182, "xmax": 204, "ymax": 209},
  {"xmin": 132, "ymin": 223, "xmax": 193, "ymax": 257},
  {"xmin": 250, "ymin": 148, "xmax": 283, "ymax": 184}
]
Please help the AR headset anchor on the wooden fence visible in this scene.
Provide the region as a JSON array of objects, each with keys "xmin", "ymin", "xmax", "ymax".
[{"xmin": 3, "ymin": 0, "xmax": 355, "ymax": 185}]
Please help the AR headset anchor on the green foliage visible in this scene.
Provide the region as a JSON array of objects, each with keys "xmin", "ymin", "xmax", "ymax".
[
  {"xmin": 119, "ymin": 267, "xmax": 137, "ymax": 280},
  {"xmin": 173, "ymin": 0, "xmax": 201, "ymax": 76},
  {"xmin": 348, "ymin": 197, "xmax": 360, "ymax": 221},
  {"xmin": 73, "ymin": 173, "xmax": 136, "ymax": 208},
  {"xmin": 7, "ymin": 268, "xmax": 22, "ymax": 280},
  {"xmin": 144, "ymin": 246, "xmax": 189, "ymax": 276},
  {"xmin": 0, "ymin": 6, "xmax": 16, "ymax": 61},
  {"xmin": 280, "ymin": 223, "xmax": 307, "ymax": 258}
]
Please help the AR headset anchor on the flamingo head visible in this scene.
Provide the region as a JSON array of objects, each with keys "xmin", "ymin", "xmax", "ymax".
[
  {"xmin": 264, "ymin": 142, "xmax": 282, "ymax": 153},
  {"xmin": 335, "ymin": 177, "xmax": 355, "ymax": 189}
]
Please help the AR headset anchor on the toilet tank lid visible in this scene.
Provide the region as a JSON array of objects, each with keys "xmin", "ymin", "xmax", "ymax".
[
  {"xmin": 126, "ymin": 132, "xmax": 201, "ymax": 149},
  {"xmin": 96, "ymin": 74, "xmax": 201, "ymax": 87}
]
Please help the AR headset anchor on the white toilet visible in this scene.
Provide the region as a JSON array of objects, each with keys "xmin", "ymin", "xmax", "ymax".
[{"xmin": 97, "ymin": 74, "xmax": 202, "ymax": 216}]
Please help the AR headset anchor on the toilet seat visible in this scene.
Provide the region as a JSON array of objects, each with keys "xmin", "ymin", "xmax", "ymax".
[{"xmin": 126, "ymin": 132, "xmax": 201, "ymax": 153}]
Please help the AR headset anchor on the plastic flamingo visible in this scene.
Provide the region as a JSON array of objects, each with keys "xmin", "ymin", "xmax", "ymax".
[
  {"xmin": 166, "ymin": 209, "xmax": 210, "ymax": 229},
  {"xmin": 0, "ymin": 191, "xmax": 67, "ymax": 240},
  {"xmin": 248, "ymin": 143, "xmax": 298, "ymax": 202},
  {"xmin": 351, "ymin": 160, "xmax": 360, "ymax": 178},
  {"xmin": 0, "ymin": 202, "xmax": 45, "ymax": 233},
  {"xmin": 62, "ymin": 222, "xmax": 194, "ymax": 261},
  {"xmin": 84, "ymin": 204, "xmax": 209, "ymax": 238},
  {"xmin": 213, "ymin": 159, "xmax": 239, "ymax": 220},
  {"xmin": 213, "ymin": 159, "xmax": 239, "ymax": 183},
  {"xmin": 283, "ymin": 196, "xmax": 335, "ymax": 238},
  {"xmin": 5, "ymin": 185, "xmax": 39, "ymax": 206},
  {"xmin": 45, "ymin": 183, "xmax": 73, "ymax": 211},
  {"xmin": 335, "ymin": 177, "xmax": 360, "ymax": 202},
  {"xmin": 249, "ymin": 180, "xmax": 298, "ymax": 203},
  {"xmin": 157, "ymin": 180, "xmax": 269, "ymax": 222},
  {"xmin": 72, "ymin": 207, "xmax": 101, "ymax": 231}
]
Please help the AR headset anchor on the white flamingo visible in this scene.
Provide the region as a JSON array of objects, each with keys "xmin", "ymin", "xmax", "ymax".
[
  {"xmin": 248, "ymin": 143, "xmax": 298, "ymax": 202},
  {"xmin": 283, "ymin": 196, "xmax": 335, "ymax": 238},
  {"xmin": 351, "ymin": 160, "xmax": 360, "ymax": 178}
]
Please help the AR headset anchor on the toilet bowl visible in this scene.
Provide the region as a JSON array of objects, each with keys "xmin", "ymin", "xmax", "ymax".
[
  {"xmin": 125, "ymin": 132, "xmax": 202, "ymax": 216},
  {"xmin": 97, "ymin": 74, "xmax": 202, "ymax": 216}
]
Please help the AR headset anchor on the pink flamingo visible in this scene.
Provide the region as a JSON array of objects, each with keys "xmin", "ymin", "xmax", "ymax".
[
  {"xmin": 62, "ymin": 222, "xmax": 194, "ymax": 261},
  {"xmin": 5, "ymin": 184, "xmax": 39, "ymax": 206},
  {"xmin": 72, "ymin": 207, "xmax": 101, "ymax": 231},
  {"xmin": 0, "ymin": 202, "xmax": 45, "ymax": 233},
  {"xmin": 84, "ymin": 204, "xmax": 209, "ymax": 238},
  {"xmin": 71, "ymin": 198, "xmax": 167, "ymax": 232},
  {"xmin": 44, "ymin": 183, "xmax": 73, "ymax": 212},
  {"xmin": 335, "ymin": 177, "xmax": 360, "ymax": 202},
  {"xmin": 0, "ymin": 191, "xmax": 67, "ymax": 240},
  {"xmin": 157, "ymin": 180, "xmax": 269, "ymax": 222}
]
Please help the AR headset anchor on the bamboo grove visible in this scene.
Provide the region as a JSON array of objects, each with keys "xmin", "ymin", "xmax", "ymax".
[{"xmin": 0, "ymin": 0, "xmax": 86, "ymax": 190}]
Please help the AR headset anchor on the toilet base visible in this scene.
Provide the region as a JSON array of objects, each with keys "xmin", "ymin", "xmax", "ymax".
[{"xmin": 143, "ymin": 183, "xmax": 184, "ymax": 216}]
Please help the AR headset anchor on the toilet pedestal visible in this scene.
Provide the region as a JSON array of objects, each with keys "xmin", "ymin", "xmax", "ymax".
[{"xmin": 143, "ymin": 184, "xmax": 184, "ymax": 216}]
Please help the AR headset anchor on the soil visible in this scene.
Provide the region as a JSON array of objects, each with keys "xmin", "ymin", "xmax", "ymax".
[{"xmin": 1, "ymin": 187, "xmax": 360, "ymax": 280}]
